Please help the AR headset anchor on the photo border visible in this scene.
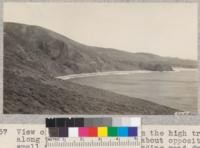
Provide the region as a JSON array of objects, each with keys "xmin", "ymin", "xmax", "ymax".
[{"xmin": 1, "ymin": 0, "xmax": 200, "ymax": 124}]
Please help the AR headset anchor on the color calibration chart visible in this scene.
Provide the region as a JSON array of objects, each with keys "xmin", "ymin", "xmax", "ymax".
[{"xmin": 45, "ymin": 117, "xmax": 141, "ymax": 148}]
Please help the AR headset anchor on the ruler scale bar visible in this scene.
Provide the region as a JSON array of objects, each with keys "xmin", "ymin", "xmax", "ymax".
[{"xmin": 46, "ymin": 137, "xmax": 140, "ymax": 147}]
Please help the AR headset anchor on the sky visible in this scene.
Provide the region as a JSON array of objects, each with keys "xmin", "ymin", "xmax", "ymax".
[{"xmin": 4, "ymin": 3, "xmax": 198, "ymax": 60}]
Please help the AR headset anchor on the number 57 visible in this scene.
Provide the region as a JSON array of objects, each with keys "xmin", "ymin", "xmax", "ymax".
[{"xmin": 0, "ymin": 129, "xmax": 7, "ymax": 135}]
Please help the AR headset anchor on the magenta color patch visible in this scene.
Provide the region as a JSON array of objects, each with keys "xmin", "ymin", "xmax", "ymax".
[{"xmin": 79, "ymin": 127, "xmax": 89, "ymax": 137}]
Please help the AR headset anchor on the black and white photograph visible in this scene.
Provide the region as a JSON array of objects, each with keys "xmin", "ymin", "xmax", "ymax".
[{"xmin": 3, "ymin": 2, "xmax": 198, "ymax": 114}]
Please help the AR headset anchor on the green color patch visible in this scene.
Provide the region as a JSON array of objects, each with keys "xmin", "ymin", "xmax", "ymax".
[{"xmin": 108, "ymin": 127, "xmax": 118, "ymax": 137}]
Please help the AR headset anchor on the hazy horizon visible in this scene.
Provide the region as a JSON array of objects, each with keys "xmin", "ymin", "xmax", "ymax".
[{"xmin": 4, "ymin": 3, "xmax": 198, "ymax": 60}]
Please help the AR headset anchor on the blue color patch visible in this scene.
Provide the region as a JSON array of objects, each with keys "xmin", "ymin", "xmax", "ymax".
[
  {"xmin": 128, "ymin": 127, "xmax": 138, "ymax": 137},
  {"xmin": 118, "ymin": 127, "xmax": 128, "ymax": 137}
]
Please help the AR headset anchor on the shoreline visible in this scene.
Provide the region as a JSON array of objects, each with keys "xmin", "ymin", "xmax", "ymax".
[
  {"xmin": 57, "ymin": 68, "xmax": 197, "ymax": 80},
  {"xmin": 173, "ymin": 67, "xmax": 197, "ymax": 72},
  {"xmin": 57, "ymin": 70, "xmax": 152, "ymax": 80}
]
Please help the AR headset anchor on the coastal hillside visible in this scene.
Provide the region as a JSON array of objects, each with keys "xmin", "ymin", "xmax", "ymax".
[
  {"xmin": 4, "ymin": 22, "xmax": 196, "ymax": 78},
  {"xmin": 4, "ymin": 22, "xmax": 194, "ymax": 114}
]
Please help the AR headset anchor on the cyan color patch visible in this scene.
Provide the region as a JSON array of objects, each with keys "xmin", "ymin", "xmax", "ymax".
[{"xmin": 118, "ymin": 127, "xmax": 128, "ymax": 137}]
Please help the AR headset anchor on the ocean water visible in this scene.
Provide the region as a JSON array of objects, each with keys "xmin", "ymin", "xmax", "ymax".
[{"xmin": 69, "ymin": 70, "xmax": 198, "ymax": 113}]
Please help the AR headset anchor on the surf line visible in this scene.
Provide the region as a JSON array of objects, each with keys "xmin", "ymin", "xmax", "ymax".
[{"xmin": 56, "ymin": 70, "xmax": 152, "ymax": 80}]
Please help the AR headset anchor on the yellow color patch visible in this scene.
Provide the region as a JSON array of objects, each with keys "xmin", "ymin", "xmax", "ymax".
[{"xmin": 98, "ymin": 127, "xmax": 108, "ymax": 137}]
